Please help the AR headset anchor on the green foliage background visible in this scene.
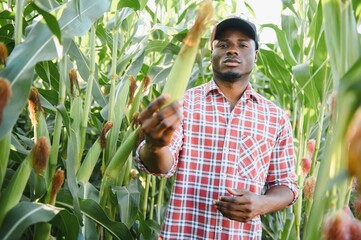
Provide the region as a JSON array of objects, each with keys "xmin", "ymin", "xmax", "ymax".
[{"xmin": 0, "ymin": 0, "xmax": 361, "ymax": 239}]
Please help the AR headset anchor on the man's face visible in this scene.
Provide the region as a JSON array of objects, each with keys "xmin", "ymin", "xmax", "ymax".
[{"xmin": 211, "ymin": 28, "xmax": 258, "ymax": 82}]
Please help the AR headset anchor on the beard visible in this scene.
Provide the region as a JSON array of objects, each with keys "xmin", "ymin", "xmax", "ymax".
[{"xmin": 213, "ymin": 68, "xmax": 243, "ymax": 82}]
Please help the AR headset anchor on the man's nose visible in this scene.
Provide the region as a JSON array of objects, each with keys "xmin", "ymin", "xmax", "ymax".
[{"xmin": 226, "ymin": 45, "xmax": 239, "ymax": 55}]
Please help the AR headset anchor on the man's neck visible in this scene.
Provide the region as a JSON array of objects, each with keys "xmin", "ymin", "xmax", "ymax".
[{"xmin": 213, "ymin": 78, "xmax": 249, "ymax": 110}]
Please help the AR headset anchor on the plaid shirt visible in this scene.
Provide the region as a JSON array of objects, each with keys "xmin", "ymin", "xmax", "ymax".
[{"xmin": 136, "ymin": 80, "xmax": 298, "ymax": 240}]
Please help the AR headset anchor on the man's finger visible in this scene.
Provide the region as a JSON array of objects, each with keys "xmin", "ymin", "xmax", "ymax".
[
  {"xmin": 227, "ymin": 187, "xmax": 249, "ymax": 196},
  {"xmin": 138, "ymin": 95, "xmax": 170, "ymax": 122},
  {"xmin": 149, "ymin": 114, "xmax": 182, "ymax": 139}
]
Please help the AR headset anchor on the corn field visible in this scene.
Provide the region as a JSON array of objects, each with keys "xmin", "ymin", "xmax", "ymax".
[{"xmin": 0, "ymin": 0, "xmax": 361, "ymax": 239}]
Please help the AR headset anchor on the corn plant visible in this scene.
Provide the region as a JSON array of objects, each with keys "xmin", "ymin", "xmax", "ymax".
[{"xmin": 258, "ymin": 0, "xmax": 361, "ymax": 239}]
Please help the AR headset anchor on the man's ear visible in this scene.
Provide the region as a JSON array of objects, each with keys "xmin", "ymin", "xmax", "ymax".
[{"xmin": 254, "ymin": 49, "xmax": 258, "ymax": 62}]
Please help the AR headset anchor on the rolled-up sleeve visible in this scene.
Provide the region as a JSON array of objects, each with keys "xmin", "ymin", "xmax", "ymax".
[
  {"xmin": 265, "ymin": 114, "xmax": 299, "ymax": 205},
  {"xmin": 135, "ymin": 122, "xmax": 184, "ymax": 178}
]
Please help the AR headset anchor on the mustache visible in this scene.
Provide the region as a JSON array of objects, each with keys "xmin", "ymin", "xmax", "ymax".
[{"xmin": 223, "ymin": 56, "xmax": 241, "ymax": 63}]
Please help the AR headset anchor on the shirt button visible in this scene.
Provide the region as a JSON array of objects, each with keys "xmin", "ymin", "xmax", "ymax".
[
  {"xmin": 222, "ymin": 173, "xmax": 227, "ymax": 179},
  {"xmin": 218, "ymin": 226, "xmax": 222, "ymax": 231}
]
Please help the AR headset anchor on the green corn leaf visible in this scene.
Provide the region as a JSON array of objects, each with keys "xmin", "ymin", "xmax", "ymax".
[
  {"xmin": 0, "ymin": 202, "xmax": 79, "ymax": 240},
  {"xmin": 257, "ymin": 49, "xmax": 292, "ymax": 108},
  {"xmin": 50, "ymin": 209, "xmax": 80, "ymax": 240},
  {"xmin": 79, "ymin": 198, "xmax": 133, "ymax": 240},
  {"xmin": 0, "ymin": 0, "xmax": 111, "ymax": 140},
  {"xmin": 339, "ymin": 57, "xmax": 361, "ymax": 98},
  {"xmin": 311, "ymin": 21, "xmax": 330, "ymax": 100},
  {"xmin": 56, "ymin": 103, "xmax": 70, "ymax": 134},
  {"xmin": 66, "ymin": 129, "xmax": 82, "ymax": 220},
  {"xmin": 292, "ymin": 63, "xmax": 319, "ymax": 110},
  {"xmin": 0, "ymin": 202, "xmax": 61, "ymax": 240},
  {"xmin": 56, "ymin": 190, "xmax": 133, "ymax": 240},
  {"xmin": 118, "ymin": 0, "xmax": 141, "ymax": 11},
  {"xmin": 114, "ymin": 179, "xmax": 140, "ymax": 228},
  {"xmin": 35, "ymin": 61, "xmax": 60, "ymax": 92},
  {"xmin": 31, "ymin": 2, "xmax": 62, "ymax": 44},
  {"xmin": 261, "ymin": 24, "xmax": 298, "ymax": 66},
  {"xmin": 322, "ymin": 0, "xmax": 361, "ymax": 84}
]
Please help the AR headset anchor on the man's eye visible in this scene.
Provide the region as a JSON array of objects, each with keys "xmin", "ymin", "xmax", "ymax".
[
  {"xmin": 220, "ymin": 44, "xmax": 228, "ymax": 48},
  {"xmin": 239, "ymin": 44, "xmax": 247, "ymax": 48}
]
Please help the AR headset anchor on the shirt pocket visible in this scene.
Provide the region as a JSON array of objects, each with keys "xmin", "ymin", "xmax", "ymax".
[{"xmin": 237, "ymin": 135, "xmax": 273, "ymax": 182}]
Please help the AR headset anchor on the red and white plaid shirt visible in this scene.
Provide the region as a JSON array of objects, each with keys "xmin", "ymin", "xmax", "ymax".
[{"xmin": 136, "ymin": 80, "xmax": 298, "ymax": 240}]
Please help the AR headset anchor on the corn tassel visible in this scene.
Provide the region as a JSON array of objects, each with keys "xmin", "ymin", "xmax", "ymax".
[{"xmin": 161, "ymin": 0, "xmax": 214, "ymax": 104}]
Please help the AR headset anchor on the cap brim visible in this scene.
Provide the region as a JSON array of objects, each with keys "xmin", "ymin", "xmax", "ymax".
[{"xmin": 211, "ymin": 17, "xmax": 258, "ymax": 49}]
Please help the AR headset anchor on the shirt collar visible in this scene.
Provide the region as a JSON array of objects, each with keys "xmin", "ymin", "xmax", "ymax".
[{"xmin": 204, "ymin": 80, "xmax": 259, "ymax": 103}]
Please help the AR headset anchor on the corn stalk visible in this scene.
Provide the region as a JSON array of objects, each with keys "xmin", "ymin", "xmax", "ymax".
[
  {"xmin": 79, "ymin": 24, "xmax": 97, "ymax": 169},
  {"xmin": 304, "ymin": 0, "xmax": 361, "ymax": 239}
]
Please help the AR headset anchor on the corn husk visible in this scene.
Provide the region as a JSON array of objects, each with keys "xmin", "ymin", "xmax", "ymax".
[{"xmin": 161, "ymin": 0, "xmax": 214, "ymax": 105}]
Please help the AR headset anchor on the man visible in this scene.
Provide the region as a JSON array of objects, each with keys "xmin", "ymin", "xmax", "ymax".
[{"xmin": 136, "ymin": 17, "xmax": 298, "ymax": 239}]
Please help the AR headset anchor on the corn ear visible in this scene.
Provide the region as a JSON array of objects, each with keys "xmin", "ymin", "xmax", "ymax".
[
  {"xmin": 161, "ymin": 0, "xmax": 214, "ymax": 104},
  {"xmin": 70, "ymin": 92, "xmax": 83, "ymax": 172},
  {"xmin": 32, "ymin": 136, "xmax": 50, "ymax": 176},
  {"xmin": 77, "ymin": 140, "xmax": 102, "ymax": 183},
  {"xmin": 77, "ymin": 122, "xmax": 113, "ymax": 183},
  {"xmin": 0, "ymin": 154, "xmax": 31, "ymax": 225},
  {"xmin": 28, "ymin": 87, "xmax": 50, "ymax": 142},
  {"xmin": 0, "ymin": 78, "xmax": 11, "ymax": 190},
  {"xmin": 0, "ymin": 77, "xmax": 11, "ymax": 124},
  {"xmin": 0, "ymin": 137, "xmax": 49, "ymax": 225},
  {"xmin": 33, "ymin": 169, "xmax": 64, "ymax": 240},
  {"xmin": 0, "ymin": 42, "xmax": 8, "ymax": 67},
  {"xmin": 347, "ymin": 107, "xmax": 361, "ymax": 186},
  {"xmin": 104, "ymin": 78, "xmax": 130, "ymax": 165},
  {"xmin": 0, "ymin": 133, "xmax": 11, "ymax": 190},
  {"xmin": 49, "ymin": 169, "xmax": 65, "ymax": 205},
  {"xmin": 128, "ymin": 76, "xmax": 149, "ymax": 120},
  {"xmin": 103, "ymin": 127, "xmax": 140, "ymax": 182},
  {"xmin": 100, "ymin": 126, "xmax": 140, "ymax": 208},
  {"xmin": 69, "ymin": 68, "xmax": 80, "ymax": 97}
]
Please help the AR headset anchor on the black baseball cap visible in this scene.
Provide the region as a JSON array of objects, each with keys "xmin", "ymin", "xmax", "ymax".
[{"xmin": 210, "ymin": 17, "xmax": 259, "ymax": 49}]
